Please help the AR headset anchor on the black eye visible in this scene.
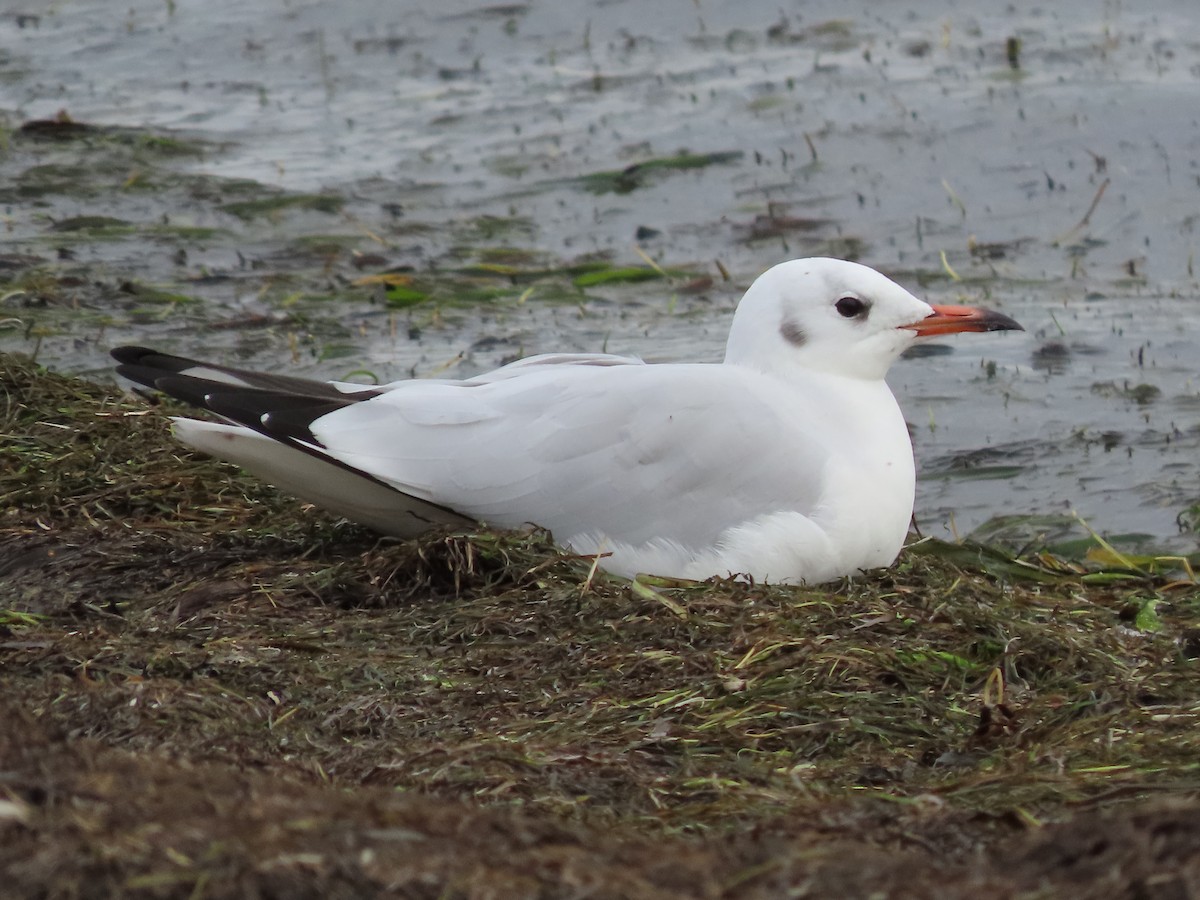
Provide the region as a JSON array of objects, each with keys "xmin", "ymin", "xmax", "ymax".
[{"xmin": 835, "ymin": 296, "xmax": 867, "ymax": 319}]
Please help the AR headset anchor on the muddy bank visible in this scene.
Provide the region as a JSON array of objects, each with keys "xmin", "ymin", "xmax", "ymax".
[
  {"xmin": 5, "ymin": 708, "xmax": 1200, "ymax": 898},
  {"xmin": 3, "ymin": 355, "xmax": 1199, "ymax": 896}
]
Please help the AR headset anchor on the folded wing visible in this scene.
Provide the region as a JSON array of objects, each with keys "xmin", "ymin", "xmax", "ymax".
[{"xmin": 113, "ymin": 347, "xmax": 831, "ymax": 551}]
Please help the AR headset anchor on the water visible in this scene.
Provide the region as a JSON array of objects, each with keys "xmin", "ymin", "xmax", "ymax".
[{"xmin": 2, "ymin": 0, "xmax": 1198, "ymax": 552}]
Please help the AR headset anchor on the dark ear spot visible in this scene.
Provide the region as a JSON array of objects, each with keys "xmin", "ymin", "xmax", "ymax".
[{"xmin": 780, "ymin": 319, "xmax": 808, "ymax": 347}]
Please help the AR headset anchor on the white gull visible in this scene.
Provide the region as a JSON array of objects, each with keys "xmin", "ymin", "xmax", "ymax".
[{"xmin": 112, "ymin": 257, "xmax": 1022, "ymax": 584}]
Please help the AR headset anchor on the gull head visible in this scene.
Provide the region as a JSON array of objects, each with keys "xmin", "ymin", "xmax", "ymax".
[{"xmin": 724, "ymin": 257, "xmax": 1022, "ymax": 381}]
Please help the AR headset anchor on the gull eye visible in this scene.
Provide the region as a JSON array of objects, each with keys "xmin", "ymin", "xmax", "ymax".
[{"xmin": 835, "ymin": 296, "xmax": 867, "ymax": 319}]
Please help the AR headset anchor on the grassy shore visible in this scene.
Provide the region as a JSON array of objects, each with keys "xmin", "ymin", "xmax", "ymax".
[{"xmin": 2, "ymin": 353, "xmax": 1199, "ymax": 896}]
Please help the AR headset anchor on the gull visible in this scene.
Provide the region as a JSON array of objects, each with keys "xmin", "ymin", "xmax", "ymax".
[{"xmin": 112, "ymin": 257, "xmax": 1021, "ymax": 584}]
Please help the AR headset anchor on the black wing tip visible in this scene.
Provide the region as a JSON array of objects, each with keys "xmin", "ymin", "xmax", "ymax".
[
  {"xmin": 111, "ymin": 345, "xmax": 160, "ymax": 365},
  {"xmin": 111, "ymin": 345, "xmax": 384, "ymax": 403},
  {"xmin": 153, "ymin": 374, "xmax": 219, "ymax": 410},
  {"xmin": 113, "ymin": 346, "xmax": 375, "ymax": 442},
  {"xmin": 111, "ymin": 345, "xmax": 200, "ymax": 374},
  {"xmin": 114, "ymin": 363, "xmax": 173, "ymax": 392}
]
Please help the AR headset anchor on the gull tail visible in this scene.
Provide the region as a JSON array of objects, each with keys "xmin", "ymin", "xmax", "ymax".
[{"xmin": 112, "ymin": 346, "xmax": 474, "ymax": 536}]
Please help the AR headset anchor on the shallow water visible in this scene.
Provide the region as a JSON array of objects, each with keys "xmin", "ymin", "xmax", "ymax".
[{"xmin": 3, "ymin": 0, "xmax": 1198, "ymax": 551}]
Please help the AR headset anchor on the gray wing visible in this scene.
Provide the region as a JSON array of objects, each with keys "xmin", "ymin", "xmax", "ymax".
[
  {"xmin": 112, "ymin": 346, "xmax": 831, "ymax": 549},
  {"xmin": 311, "ymin": 362, "xmax": 831, "ymax": 550}
]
